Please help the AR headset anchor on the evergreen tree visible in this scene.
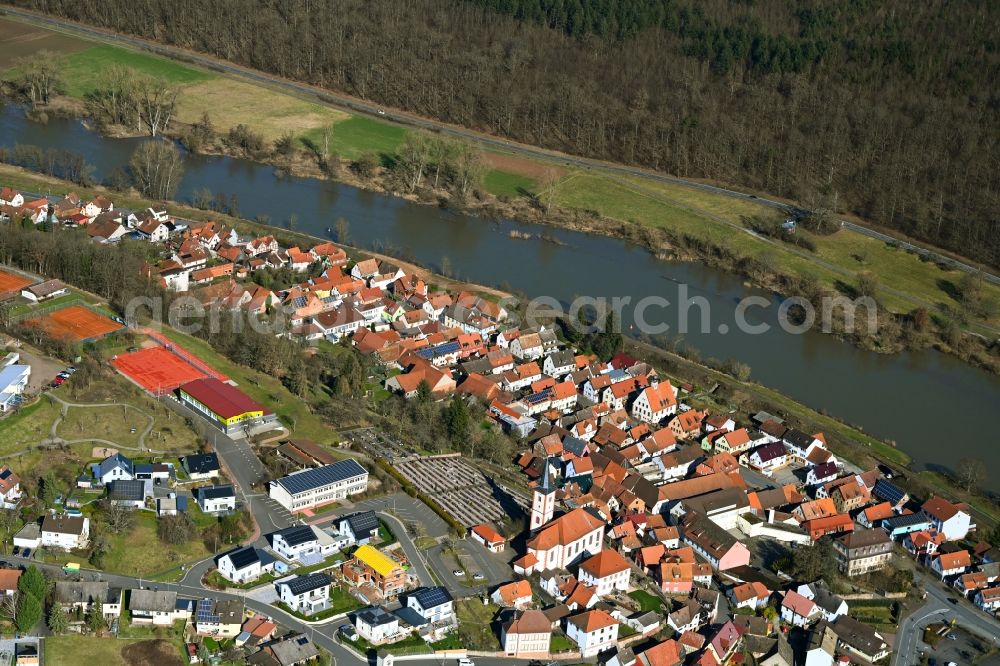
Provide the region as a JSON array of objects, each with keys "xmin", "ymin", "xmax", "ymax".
[
  {"xmin": 16, "ymin": 593, "xmax": 41, "ymax": 633},
  {"xmin": 18, "ymin": 566, "xmax": 46, "ymax": 602},
  {"xmin": 48, "ymin": 603, "xmax": 68, "ymax": 634}
]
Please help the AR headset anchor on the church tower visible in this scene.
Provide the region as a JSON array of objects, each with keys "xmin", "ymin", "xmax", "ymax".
[{"xmin": 530, "ymin": 458, "xmax": 557, "ymax": 530}]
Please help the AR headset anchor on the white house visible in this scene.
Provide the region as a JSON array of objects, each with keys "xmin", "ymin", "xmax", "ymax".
[
  {"xmin": 806, "ymin": 462, "xmax": 839, "ymax": 486},
  {"xmin": 195, "ymin": 485, "xmax": 236, "ymax": 514},
  {"xmin": 406, "ymin": 587, "xmax": 455, "ymax": 624},
  {"xmin": 796, "ymin": 583, "xmax": 848, "ymax": 622},
  {"xmin": 336, "ymin": 511, "xmax": 380, "ymax": 546},
  {"xmin": 975, "ymin": 587, "xmax": 1000, "ymax": 612},
  {"xmin": 727, "ymin": 582, "xmax": 771, "ymax": 611},
  {"xmin": 0, "ymin": 466, "xmax": 22, "ymax": 508},
  {"xmin": 922, "ymin": 497, "xmax": 973, "ymax": 541},
  {"xmin": 92, "ymin": 453, "xmax": 134, "ymax": 485},
  {"xmin": 578, "ymin": 549, "xmax": 631, "ymax": 597},
  {"xmin": 276, "ymin": 573, "xmax": 331, "ymax": 615},
  {"xmin": 217, "ymin": 546, "xmax": 273, "ymax": 584},
  {"xmin": 40, "ymin": 514, "xmax": 89, "ymax": 550},
  {"xmin": 270, "ymin": 524, "xmax": 340, "ymax": 563},
  {"xmin": 930, "ymin": 551, "xmax": 971, "ymax": 579},
  {"xmin": 543, "ymin": 350, "xmax": 576, "ymax": 378},
  {"xmin": 354, "ymin": 606, "xmax": 402, "ymax": 644},
  {"xmin": 20, "ymin": 279, "xmax": 68, "ymax": 303},
  {"xmin": 630, "ymin": 382, "xmax": 677, "ymax": 424},
  {"xmin": 744, "ymin": 442, "xmax": 789, "ymax": 475},
  {"xmin": 780, "ymin": 590, "xmax": 819, "ymax": 627},
  {"xmin": 181, "ymin": 453, "xmax": 220, "ymax": 481},
  {"xmin": 135, "ymin": 217, "xmax": 170, "ymax": 242},
  {"xmin": 129, "ymin": 589, "xmax": 189, "ymax": 626},
  {"xmin": 566, "ymin": 609, "xmax": 619, "ymax": 658},
  {"xmin": 501, "ymin": 610, "xmax": 551, "ymax": 658}
]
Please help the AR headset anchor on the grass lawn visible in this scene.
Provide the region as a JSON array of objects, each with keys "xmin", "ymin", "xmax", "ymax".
[
  {"xmin": 44, "ymin": 634, "xmax": 135, "ymax": 666},
  {"xmin": 455, "ymin": 598, "xmax": 500, "ymax": 651},
  {"xmin": 175, "ymin": 78, "xmax": 348, "ymax": 142},
  {"xmin": 276, "ymin": 584, "xmax": 361, "ymax": 621},
  {"xmin": 100, "ymin": 513, "xmax": 214, "ymax": 577},
  {"xmin": 628, "ymin": 589, "xmax": 665, "ymax": 613},
  {"xmin": 383, "ymin": 632, "xmax": 431, "ymax": 655},
  {"xmin": 0, "ymin": 397, "xmax": 60, "ymax": 453},
  {"xmin": 58, "ymin": 44, "xmax": 214, "ymax": 97},
  {"xmin": 56, "ymin": 404, "xmax": 147, "ymax": 448},
  {"xmin": 430, "ymin": 632, "xmax": 463, "ymax": 650},
  {"xmin": 550, "ymin": 632, "xmax": 575, "ymax": 652},
  {"xmin": 302, "ymin": 116, "xmax": 408, "ymax": 160},
  {"xmin": 484, "ymin": 169, "xmax": 536, "ymax": 198},
  {"xmin": 8, "ymin": 292, "xmax": 81, "ymax": 319},
  {"xmin": 156, "ymin": 326, "xmax": 336, "ymax": 443}
]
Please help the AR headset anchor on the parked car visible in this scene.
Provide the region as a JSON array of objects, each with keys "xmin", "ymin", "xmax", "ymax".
[
  {"xmin": 472, "ymin": 572, "xmax": 485, "ymax": 581},
  {"xmin": 21, "ymin": 548, "xmax": 31, "ymax": 559},
  {"xmin": 338, "ymin": 624, "xmax": 358, "ymax": 641},
  {"xmin": 11, "ymin": 546, "xmax": 20, "ymax": 556},
  {"xmin": 452, "ymin": 569, "xmax": 465, "ymax": 577}
]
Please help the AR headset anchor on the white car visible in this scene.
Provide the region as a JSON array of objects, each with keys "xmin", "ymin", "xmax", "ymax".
[
  {"xmin": 452, "ymin": 569, "xmax": 465, "ymax": 577},
  {"xmin": 458, "ymin": 659, "xmax": 475, "ymax": 666}
]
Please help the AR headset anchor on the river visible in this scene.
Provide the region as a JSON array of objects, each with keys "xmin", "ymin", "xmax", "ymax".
[{"xmin": 1, "ymin": 105, "xmax": 998, "ymax": 490}]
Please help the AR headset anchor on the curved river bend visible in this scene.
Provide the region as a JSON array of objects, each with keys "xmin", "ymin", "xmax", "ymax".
[{"xmin": 2, "ymin": 107, "xmax": 998, "ymax": 490}]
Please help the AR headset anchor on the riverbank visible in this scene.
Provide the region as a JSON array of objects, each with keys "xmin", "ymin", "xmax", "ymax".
[
  {"xmin": 1, "ymin": 161, "xmax": 995, "ymax": 528},
  {"xmin": 17, "ymin": 92, "xmax": 1000, "ymax": 377}
]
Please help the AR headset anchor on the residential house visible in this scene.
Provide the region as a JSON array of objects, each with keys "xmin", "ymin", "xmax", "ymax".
[
  {"xmin": 728, "ymin": 582, "xmax": 771, "ymax": 611},
  {"xmin": 780, "ymin": 590, "xmax": 819, "ymax": 627},
  {"xmin": 270, "ymin": 524, "xmax": 340, "ymax": 563},
  {"xmin": 277, "ymin": 574, "xmax": 332, "ymax": 615},
  {"xmin": 108, "ymin": 479, "xmax": 149, "ymax": 508},
  {"xmin": 707, "ymin": 620, "xmax": 745, "ymax": 665},
  {"xmin": 806, "ymin": 462, "xmax": 838, "ymax": 486},
  {"xmin": 680, "ymin": 512, "xmax": 751, "ymax": 571},
  {"xmin": 41, "ymin": 514, "xmax": 90, "ymax": 550},
  {"xmin": 194, "ymin": 484, "xmax": 236, "ymax": 514},
  {"xmin": 745, "ymin": 442, "xmax": 789, "ymax": 475},
  {"xmin": 922, "ymin": 497, "xmax": 973, "ymax": 541},
  {"xmin": 831, "ymin": 616, "xmax": 891, "ymax": 663},
  {"xmin": 343, "ymin": 545, "xmax": 407, "ymax": 598},
  {"xmin": 566, "ymin": 609, "xmax": 619, "ymax": 658},
  {"xmin": 501, "ymin": 609, "xmax": 551, "ymax": 658},
  {"xmin": 181, "ymin": 453, "xmax": 221, "ymax": 481},
  {"xmin": 254, "ymin": 635, "xmax": 320, "ymax": 666},
  {"xmin": 0, "ymin": 569, "xmax": 19, "ymax": 597},
  {"xmin": 406, "ymin": 587, "xmax": 455, "ymax": 624},
  {"xmin": 129, "ymin": 590, "xmax": 189, "ymax": 625},
  {"xmin": 796, "ymin": 583, "xmax": 848, "ymax": 622},
  {"xmin": 336, "ymin": 511, "xmax": 380, "ymax": 546},
  {"xmin": 93, "ymin": 453, "xmax": 134, "ymax": 485},
  {"xmin": 354, "ymin": 606, "xmax": 402, "ymax": 644},
  {"xmin": 0, "ymin": 466, "xmax": 22, "ymax": 508},
  {"xmin": 0, "ymin": 364, "xmax": 30, "ymax": 414},
  {"xmin": 975, "ymin": 587, "xmax": 1000, "ymax": 612},
  {"xmin": 930, "ymin": 550, "xmax": 971, "ymax": 579},
  {"xmin": 217, "ymin": 546, "xmax": 274, "ymax": 584},
  {"xmin": 578, "ymin": 549, "xmax": 631, "ymax": 596},
  {"xmin": 194, "ymin": 598, "xmax": 244, "ymax": 637},
  {"xmin": 53, "ymin": 582, "xmax": 123, "ymax": 619},
  {"xmin": 832, "ymin": 529, "xmax": 893, "ymax": 576},
  {"xmin": 21, "ymin": 279, "xmax": 68, "ymax": 303},
  {"xmin": 491, "ymin": 580, "xmax": 533, "ymax": 609},
  {"xmin": 630, "ymin": 381, "xmax": 677, "ymax": 424}
]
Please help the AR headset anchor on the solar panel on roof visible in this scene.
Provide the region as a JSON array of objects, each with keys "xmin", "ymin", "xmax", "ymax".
[
  {"xmin": 345, "ymin": 511, "xmax": 379, "ymax": 535},
  {"xmin": 226, "ymin": 546, "xmax": 259, "ymax": 570},
  {"xmin": 276, "ymin": 460, "xmax": 368, "ymax": 496},
  {"xmin": 284, "ymin": 573, "xmax": 331, "ymax": 595},
  {"xmin": 524, "ymin": 391, "xmax": 552, "ymax": 405},
  {"xmin": 414, "ymin": 586, "xmax": 452, "ymax": 608},
  {"xmin": 276, "ymin": 525, "xmax": 315, "ymax": 547},
  {"xmin": 196, "ymin": 598, "xmax": 220, "ymax": 623},
  {"xmin": 292, "ymin": 296, "xmax": 308, "ymax": 308},
  {"xmin": 873, "ymin": 479, "xmax": 906, "ymax": 504}
]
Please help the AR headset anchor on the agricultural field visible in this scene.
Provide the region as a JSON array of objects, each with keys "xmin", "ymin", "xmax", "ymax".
[
  {"xmin": 174, "ymin": 78, "xmax": 348, "ymax": 142},
  {"xmin": 57, "ymin": 43, "xmax": 214, "ymax": 97},
  {"xmin": 300, "ymin": 115, "xmax": 408, "ymax": 160},
  {"xmin": 0, "ymin": 17, "xmax": 90, "ymax": 68}
]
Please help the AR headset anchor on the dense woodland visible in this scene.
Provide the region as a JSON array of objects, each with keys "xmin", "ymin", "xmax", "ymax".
[{"xmin": 10, "ymin": 0, "xmax": 1000, "ymax": 268}]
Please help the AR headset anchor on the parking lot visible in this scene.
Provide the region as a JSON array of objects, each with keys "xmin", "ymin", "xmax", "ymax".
[{"xmin": 926, "ymin": 626, "xmax": 1000, "ymax": 666}]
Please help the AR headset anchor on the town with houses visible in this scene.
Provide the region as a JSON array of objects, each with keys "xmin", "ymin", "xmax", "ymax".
[{"xmin": 1, "ymin": 183, "xmax": 999, "ymax": 666}]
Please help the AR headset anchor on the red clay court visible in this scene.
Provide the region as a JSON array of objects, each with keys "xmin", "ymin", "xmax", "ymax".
[
  {"xmin": 0, "ymin": 269, "xmax": 32, "ymax": 297},
  {"xmin": 29, "ymin": 304, "xmax": 123, "ymax": 342},
  {"xmin": 114, "ymin": 346, "xmax": 209, "ymax": 394}
]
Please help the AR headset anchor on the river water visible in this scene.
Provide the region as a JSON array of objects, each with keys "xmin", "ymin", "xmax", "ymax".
[{"xmin": 2, "ymin": 105, "xmax": 998, "ymax": 489}]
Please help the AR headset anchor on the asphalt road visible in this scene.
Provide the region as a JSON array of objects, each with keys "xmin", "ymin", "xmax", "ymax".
[
  {"xmin": 5, "ymin": 6, "xmax": 998, "ymax": 292},
  {"xmin": 893, "ymin": 572, "xmax": 1000, "ymax": 666}
]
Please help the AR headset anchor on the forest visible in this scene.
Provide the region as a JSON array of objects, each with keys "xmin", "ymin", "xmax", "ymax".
[{"xmin": 5, "ymin": 0, "xmax": 1000, "ymax": 269}]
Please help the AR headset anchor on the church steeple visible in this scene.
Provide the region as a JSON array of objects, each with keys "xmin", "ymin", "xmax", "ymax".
[{"xmin": 530, "ymin": 457, "xmax": 557, "ymax": 530}]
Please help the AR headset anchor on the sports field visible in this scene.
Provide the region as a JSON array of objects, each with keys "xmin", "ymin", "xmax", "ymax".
[
  {"xmin": 0, "ymin": 268, "xmax": 33, "ymax": 296},
  {"xmin": 29, "ymin": 304, "xmax": 122, "ymax": 342},
  {"xmin": 113, "ymin": 346, "xmax": 208, "ymax": 394}
]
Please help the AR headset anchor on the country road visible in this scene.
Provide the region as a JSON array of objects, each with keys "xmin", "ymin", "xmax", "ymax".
[{"xmin": 4, "ymin": 6, "xmax": 999, "ymax": 293}]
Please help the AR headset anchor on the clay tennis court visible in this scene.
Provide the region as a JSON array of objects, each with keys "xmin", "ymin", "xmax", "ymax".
[
  {"xmin": 0, "ymin": 269, "xmax": 33, "ymax": 296},
  {"xmin": 113, "ymin": 346, "xmax": 208, "ymax": 394},
  {"xmin": 29, "ymin": 304, "xmax": 123, "ymax": 342}
]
